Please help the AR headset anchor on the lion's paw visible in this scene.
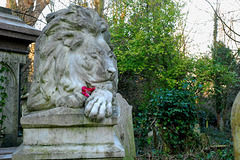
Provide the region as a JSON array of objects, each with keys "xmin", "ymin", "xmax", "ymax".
[{"xmin": 84, "ymin": 90, "xmax": 113, "ymax": 121}]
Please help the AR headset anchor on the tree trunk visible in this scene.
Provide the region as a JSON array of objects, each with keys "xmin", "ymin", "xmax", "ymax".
[
  {"xmin": 153, "ymin": 126, "xmax": 158, "ymax": 149},
  {"xmin": 217, "ymin": 112, "xmax": 220, "ymax": 129}
]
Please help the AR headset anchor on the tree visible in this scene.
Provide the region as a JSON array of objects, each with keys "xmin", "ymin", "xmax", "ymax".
[
  {"xmin": 192, "ymin": 0, "xmax": 240, "ymax": 130},
  {"xmin": 211, "ymin": 41, "xmax": 239, "ymax": 130},
  {"xmin": 5, "ymin": 0, "xmax": 50, "ymax": 26},
  {"xmin": 205, "ymin": 0, "xmax": 240, "ymax": 44},
  {"xmin": 194, "ymin": 41, "xmax": 239, "ymax": 130},
  {"xmin": 107, "ymin": 0, "xmax": 197, "ymax": 153},
  {"xmin": 210, "ymin": 1, "xmax": 239, "ymax": 130},
  {"xmin": 108, "ymin": 0, "xmax": 191, "ymax": 93}
]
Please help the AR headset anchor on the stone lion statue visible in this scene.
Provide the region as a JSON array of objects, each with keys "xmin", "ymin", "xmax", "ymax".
[{"xmin": 27, "ymin": 4, "xmax": 118, "ymax": 121}]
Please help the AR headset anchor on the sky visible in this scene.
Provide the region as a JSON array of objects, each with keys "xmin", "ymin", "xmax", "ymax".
[
  {"xmin": 0, "ymin": 0, "xmax": 240, "ymax": 55},
  {"xmin": 183, "ymin": 0, "xmax": 240, "ymax": 55}
]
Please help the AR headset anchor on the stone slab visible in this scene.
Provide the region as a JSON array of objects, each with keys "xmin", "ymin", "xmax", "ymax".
[
  {"xmin": 0, "ymin": 147, "xmax": 15, "ymax": 160},
  {"xmin": 23, "ymin": 127, "xmax": 113, "ymax": 145},
  {"xmin": 0, "ymin": 10, "xmax": 41, "ymax": 39},
  {"xmin": 0, "ymin": 147, "xmax": 16, "ymax": 155},
  {"xmin": 12, "ymin": 136, "xmax": 125, "ymax": 160},
  {"xmin": 0, "ymin": 7, "xmax": 40, "ymax": 53},
  {"xmin": 0, "ymin": 154, "xmax": 11, "ymax": 160},
  {"xmin": 21, "ymin": 107, "xmax": 119, "ymax": 128}
]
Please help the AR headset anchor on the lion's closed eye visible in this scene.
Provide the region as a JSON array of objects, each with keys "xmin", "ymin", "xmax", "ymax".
[
  {"xmin": 90, "ymin": 53, "xmax": 98, "ymax": 59},
  {"xmin": 109, "ymin": 51, "xmax": 116, "ymax": 60}
]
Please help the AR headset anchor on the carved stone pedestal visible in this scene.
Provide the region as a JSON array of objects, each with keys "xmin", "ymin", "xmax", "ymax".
[{"xmin": 12, "ymin": 108, "xmax": 125, "ymax": 160}]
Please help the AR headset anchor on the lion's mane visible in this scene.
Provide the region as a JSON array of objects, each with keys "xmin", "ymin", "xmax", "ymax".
[{"xmin": 27, "ymin": 5, "xmax": 116, "ymax": 112}]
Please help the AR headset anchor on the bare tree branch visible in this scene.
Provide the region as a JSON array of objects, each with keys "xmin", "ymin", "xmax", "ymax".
[
  {"xmin": 12, "ymin": 9, "xmax": 47, "ymax": 25},
  {"xmin": 205, "ymin": 0, "xmax": 240, "ymax": 43},
  {"xmin": 222, "ymin": 23, "xmax": 240, "ymax": 43},
  {"xmin": 6, "ymin": 0, "xmax": 49, "ymax": 26}
]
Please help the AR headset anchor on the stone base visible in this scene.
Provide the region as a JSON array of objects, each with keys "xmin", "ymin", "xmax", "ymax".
[
  {"xmin": 12, "ymin": 136, "xmax": 124, "ymax": 160},
  {"xmin": 12, "ymin": 107, "xmax": 125, "ymax": 160}
]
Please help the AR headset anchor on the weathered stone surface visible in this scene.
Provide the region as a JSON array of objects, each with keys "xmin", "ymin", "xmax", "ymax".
[
  {"xmin": 23, "ymin": 127, "xmax": 114, "ymax": 145},
  {"xmin": 231, "ymin": 92, "xmax": 240, "ymax": 160},
  {"xmin": 13, "ymin": 4, "xmax": 126, "ymax": 159},
  {"xmin": 13, "ymin": 136, "xmax": 124, "ymax": 160},
  {"xmin": 13, "ymin": 108, "xmax": 125, "ymax": 159},
  {"xmin": 114, "ymin": 94, "xmax": 136, "ymax": 160},
  {"xmin": 0, "ymin": 55, "xmax": 24, "ymax": 147},
  {"xmin": 27, "ymin": 4, "xmax": 118, "ymax": 121},
  {"xmin": 0, "ymin": 51, "xmax": 26, "ymax": 63},
  {"xmin": 21, "ymin": 107, "xmax": 118, "ymax": 128}
]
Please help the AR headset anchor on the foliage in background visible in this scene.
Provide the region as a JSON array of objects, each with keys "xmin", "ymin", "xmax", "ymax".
[
  {"xmin": 193, "ymin": 41, "xmax": 240, "ymax": 131},
  {"xmin": 135, "ymin": 79, "xmax": 201, "ymax": 155},
  {"xmin": 135, "ymin": 127, "xmax": 234, "ymax": 159},
  {"xmin": 211, "ymin": 41, "xmax": 239, "ymax": 129},
  {"xmin": 108, "ymin": 0, "xmax": 193, "ymax": 112},
  {"xmin": 0, "ymin": 63, "xmax": 8, "ymax": 136},
  {"xmin": 107, "ymin": 0, "xmax": 238, "ymax": 157}
]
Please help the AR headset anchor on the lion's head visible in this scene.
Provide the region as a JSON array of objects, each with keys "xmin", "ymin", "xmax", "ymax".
[{"xmin": 27, "ymin": 4, "xmax": 118, "ymax": 118}]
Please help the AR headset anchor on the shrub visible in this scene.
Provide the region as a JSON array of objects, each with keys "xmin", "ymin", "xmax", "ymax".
[{"xmin": 146, "ymin": 81, "xmax": 200, "ymax": 153}]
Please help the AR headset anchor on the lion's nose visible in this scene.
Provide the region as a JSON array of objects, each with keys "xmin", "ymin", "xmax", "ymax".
[{"xmin": 107, "ymin": 66, "xmax": 116, "ymax": 74}]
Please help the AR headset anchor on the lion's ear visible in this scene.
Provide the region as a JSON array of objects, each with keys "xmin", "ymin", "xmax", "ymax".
[
  {"xmin": 46, "ymin": 9, "xmax": 68, "ymax": 23},
  {"xmin": 46, "ymin": 12, "xmax": 56, "ymax": 23}
]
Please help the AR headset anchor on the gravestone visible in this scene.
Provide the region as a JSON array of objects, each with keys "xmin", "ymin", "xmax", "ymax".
[
  {"xmin": 12, "ymin": 4, "xmax": 126, "ymax": 159},
  {"xmin": 231, "ymin": 92, "xmax": 240, "ymax": 160},
  {"xmin": 0, "ymin": 7, "xmax": 40, "ymax": 147},
  {"xmin": 114, "ymin": 94, "xmax": 136, "ymax": 159}
]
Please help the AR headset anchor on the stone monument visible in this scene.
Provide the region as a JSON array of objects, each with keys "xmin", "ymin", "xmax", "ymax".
[
  {"xmin": 12, "ymin": 4, "xmax": 125, "ymax": 159},
  {"xmin": 0, "ymin": 7, "xmax": 40, "ymax": 147}
]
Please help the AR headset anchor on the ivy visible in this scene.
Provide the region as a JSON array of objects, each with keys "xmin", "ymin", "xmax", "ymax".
[
  {"xmin": 136, "ymin": 79, "xmax": 201, "ymax": 154},
  {"xmin": 0, "ymin": 62, "xmax": 8, "ymax": 136}
]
